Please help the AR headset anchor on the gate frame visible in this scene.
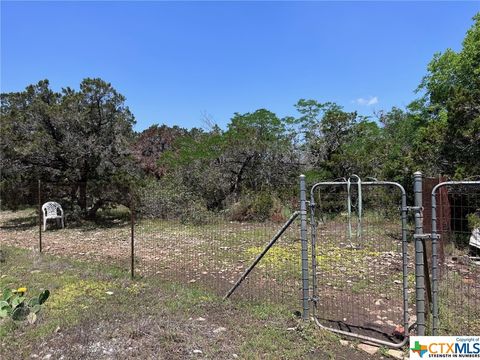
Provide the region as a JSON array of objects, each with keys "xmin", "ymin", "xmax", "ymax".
[
  {"xmin": 308, "ymin": 179, "xmax": 409, "ymax": 348},
  {"xmin": 430, "ymin": 180, "xmax": 480, "ymax": 336}
]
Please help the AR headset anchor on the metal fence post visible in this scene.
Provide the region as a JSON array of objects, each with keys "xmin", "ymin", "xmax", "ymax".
[
  {"xmin": 299, "ymin": 174, "xmax": 309, "ymax": 320},
  {"xmin": 38, "ymin": 179, "xmax": 42, "ymax": 253},
  {"xmin": 414, "ymin": 171, "xmax": 426, "ymax": 335},
  {"xmin": 130, "ymin": 189, "xmax": 135, "ymax": 279},
  {"xmin": 431, "ymin": 188, "xmax": 439, "ymax": 336}
]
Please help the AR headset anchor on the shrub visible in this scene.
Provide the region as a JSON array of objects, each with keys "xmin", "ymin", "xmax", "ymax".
[
  {"xmin": 136, "ymin": 175, "xmax": 211, "ymax": 224},
  {"xmin": 228, "ymin": 191, "xmax": 289, "ymax": 222}
]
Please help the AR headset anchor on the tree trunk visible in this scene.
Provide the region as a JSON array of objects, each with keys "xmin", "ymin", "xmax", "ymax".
[
  {"xmin": 78, "ymin": 181, "xmax": 87, "ymax": 213},
  {"xmin": 86, "ymin": 199, "xmax": 104, "ymax": 220}
]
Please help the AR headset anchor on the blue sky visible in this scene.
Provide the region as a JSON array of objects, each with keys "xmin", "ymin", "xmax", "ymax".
[{"xmin": 1, "ymin": 1, "xmax": 479, "ymax": 131}]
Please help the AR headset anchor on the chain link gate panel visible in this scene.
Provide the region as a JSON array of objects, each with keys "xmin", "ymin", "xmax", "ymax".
[{"xmin": 309, "ymin": 179, "xmax": 410, "ymax": 348}]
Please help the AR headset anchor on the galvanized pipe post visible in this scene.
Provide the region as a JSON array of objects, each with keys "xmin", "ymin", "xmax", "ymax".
[
  {"xmin": 299, "ymin": 174, "xmax": 309, "ymax": 320},
  {"xmin": 414, "ymin": 171, "xmax": 426, "ymax": 335}
]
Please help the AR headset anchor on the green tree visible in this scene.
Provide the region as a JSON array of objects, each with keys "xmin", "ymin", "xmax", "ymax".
[
  {"xmin": 294, "ymin": 100, "xmax": 357, "ymax": 179},
  {"xmin": 418, "ymin": 13, "xmax": 480, "ymax": 178},
  {"xmin": 0, "ymin": 78, "xmax": 136, "ymax": 217}
]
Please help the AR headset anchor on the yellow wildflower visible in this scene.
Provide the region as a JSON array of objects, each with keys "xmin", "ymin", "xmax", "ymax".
[{"xmin": 17, "ymin": 287, "xmax": 27, "ymax": 293}]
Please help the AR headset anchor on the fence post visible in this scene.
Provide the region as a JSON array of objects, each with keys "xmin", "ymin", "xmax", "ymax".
[
  {"xmin": 38, "ymin": 179, "xmax": 42, "ymax": 253},
  {"xmin": 130, "ymin": 188, "xmax": 135, "ymax": 279},
  {"xmin": 414, "ymin": 171, "xmax": 426, "ymax": 335},
  {"xmin": 299, "ymin": 174, "xmax": 309, "ymax": 320},
  {"xmin": 431, "ymin": 189, "xmax": 439, "ymax": 336}
]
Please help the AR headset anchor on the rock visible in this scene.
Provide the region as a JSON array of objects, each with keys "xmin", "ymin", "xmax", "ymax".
[
  {"xmin": 232, "ymin": 354, "xmax": 238, "ymax": 359},
  {"xmin": 375, "ymin": 299, "xmax": 384, "ymax": 306},
  {"xmin": 193, "ymin": 349, "xmax": 203, "ymax": 355},
  {"xmin": 392, "ymin": 325, "xmax": 404, "ymax": 337},
  {"xmin": 105, "ymin": 291, "xmax": 114, "ymax": 295},
  {"xmin": 340, "ymin": 340, "xmax": 350, "ymax": 346},
  {"xmin": 213, "ymin": 326, "xmax": 227, "ymax": 334},
  {"xmin": 358, "ymin": 343, "xmax": 378, "ymax": 355},
  {"xmin": 195, "ymin": 317, "xmax": 206, "ymax": 322},
  {"xmin": 387, "ymin": 349, "xmax": 405, "ymax": 359}
]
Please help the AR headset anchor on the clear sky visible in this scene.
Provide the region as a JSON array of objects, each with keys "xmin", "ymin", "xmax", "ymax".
[{"xmin": 1, "ymin": 1, "xmax": 479, "ymax": 131}]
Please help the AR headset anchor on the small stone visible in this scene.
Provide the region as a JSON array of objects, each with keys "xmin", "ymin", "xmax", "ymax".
[
  {"xmin": 213, "ymin": 326, "xmax": 227, "ymax": 333},
  {"xmin": 54, "ymin": 326, "xmax": 61, "ymax": 333},
  {"xmin": 358, "ymin": 343, "xmax": 378, "ymax": 355},
  {"xmin": 232, "ymin": 354, "xmax": 238, "ymax": 359},
  {"xmin": 340, "ymin": 340, "xmax": 350, "ymax": 346},
  {"xmin": 387, "ymin": 349, "xmax": 405, "ymax": 360},
  {"xmin": 193, "ymin": 349, "xmax": 203, "ymax": 354},
  {"xmin": 105, "ymin": 291, "xmax": 114, "ymax": 295},
  {"xmin": 287, "ymin": 327, "xmax": 296, "ymax": 331},
  {"xmin": 375, "ymin": 299, "xmax": 384, "ymax": 306},
  {"xmin": 195, "ymin": 317, "xmax": 206, "ymax": 321},
  {"xmin": 189, "ymin": 279, "xmax": 196, "ymax": 283}
]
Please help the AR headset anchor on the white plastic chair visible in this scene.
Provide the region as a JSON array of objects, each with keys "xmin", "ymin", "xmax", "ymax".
[{"xmin": 42, "ymin": 202, "xmax": 64, "ymax": 231}]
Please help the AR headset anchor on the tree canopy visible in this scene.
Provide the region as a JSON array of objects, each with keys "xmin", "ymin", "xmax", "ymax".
[{"xmin": 1, "ymin": 14, "xmax": 479, "ymax": 220}]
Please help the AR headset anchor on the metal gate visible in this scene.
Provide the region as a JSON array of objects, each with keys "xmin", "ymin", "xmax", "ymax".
[
  {"xmin": 430, "ymin": 181, "xmax": 480, "ymax": 336},
  {"xmin": 308, "ymin": 177, "xmax": 409, "ymax": 348}
]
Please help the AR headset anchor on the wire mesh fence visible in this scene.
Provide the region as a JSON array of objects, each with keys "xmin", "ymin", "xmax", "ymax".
[
  {"xmin": 431, "ymin": 182, "xmax": 480, "ymax": 335},
  {"xmin": 1, "ymin": 174, "xmax": 479, "ymax": 338},
  {"xmin": 134, "ymin": 193, "xmax": 303, "ymax": 308},
  {"xmin": 310, "ymin": 181, "xmax": 411, "ymax": 345}
]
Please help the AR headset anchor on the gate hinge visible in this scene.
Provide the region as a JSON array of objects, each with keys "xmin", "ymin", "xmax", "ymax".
[{"xmin": 413, "ymin": 233, "xmax": 440, "ymax": 240}]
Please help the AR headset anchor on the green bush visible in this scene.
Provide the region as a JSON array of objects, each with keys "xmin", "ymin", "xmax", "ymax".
[
  {"xmin": 137, "ymin": 175, "xmax": 211, "ymax": 224},
  {"xmin": 251, "ymin": 192, "xmax": 274, "ymax": 221},
  {"xmin": 467, "ymin": 211, "xmax": 480, "ymax": 230},
  {"xmin": 228, "ymin": 191, "xmax": 289, "ymax": 222}
]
